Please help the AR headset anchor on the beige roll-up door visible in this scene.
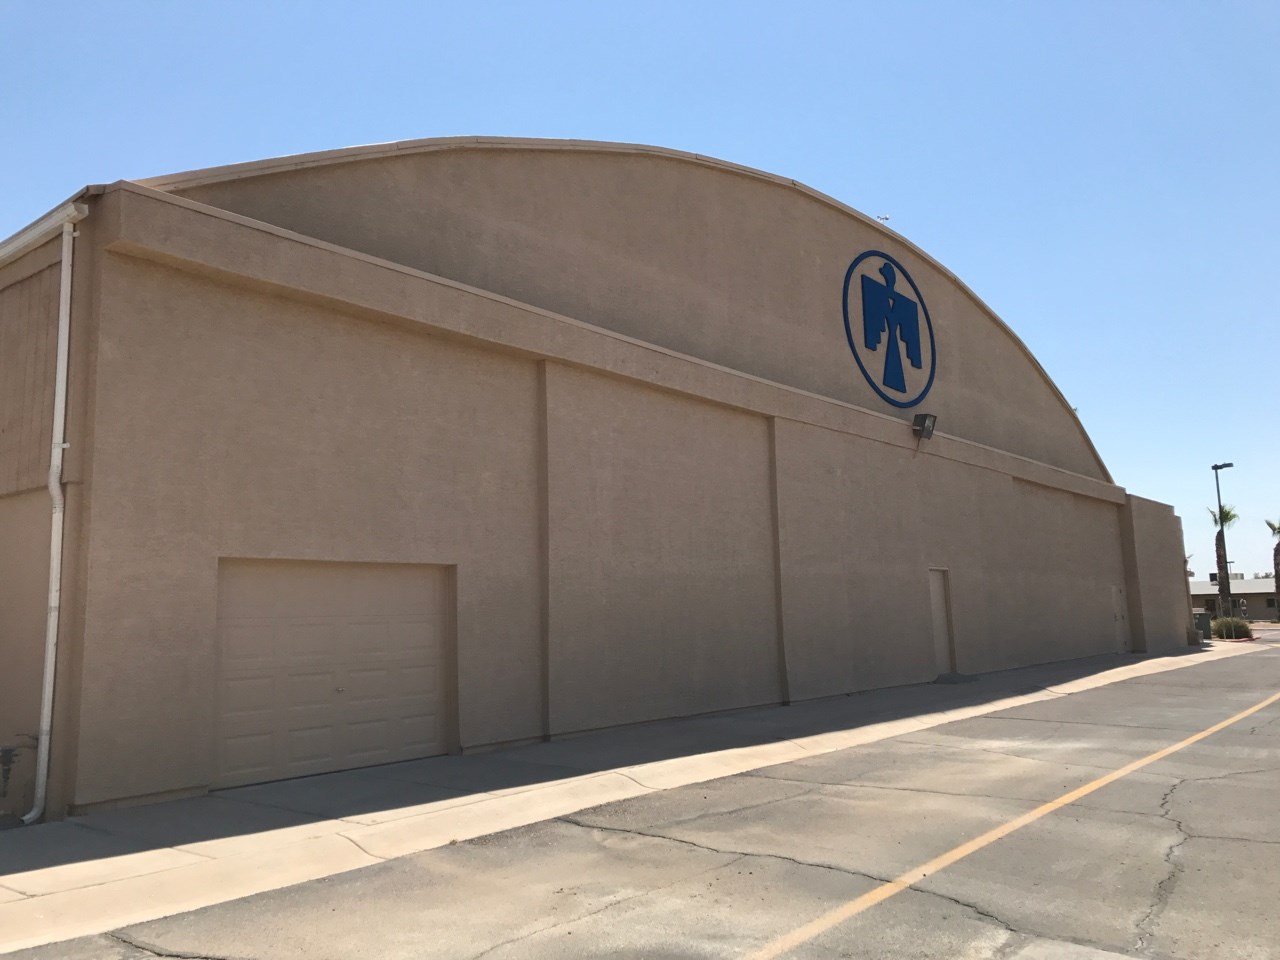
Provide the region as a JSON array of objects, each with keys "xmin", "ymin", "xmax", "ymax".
[{"xmin": 214, "ymin": 559, "xmax": 451, "ymax": 788}]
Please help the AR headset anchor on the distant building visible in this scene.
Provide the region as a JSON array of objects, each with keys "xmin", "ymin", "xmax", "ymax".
[{"xmin": 1189, "ymin": 578, "xmax": 1278, "ymax": 620}]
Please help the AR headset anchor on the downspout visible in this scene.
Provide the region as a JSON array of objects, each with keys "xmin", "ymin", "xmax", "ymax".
[{"xmin": 0, "ymin": 200, "xmax": 89, "ymax": 824}]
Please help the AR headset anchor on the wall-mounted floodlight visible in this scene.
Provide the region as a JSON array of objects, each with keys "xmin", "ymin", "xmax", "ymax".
[{"xmin": 912, "ymin": 413, "xmax": 937, "ymax": 440}]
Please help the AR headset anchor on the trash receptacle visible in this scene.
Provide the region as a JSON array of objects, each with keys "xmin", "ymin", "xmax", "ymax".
[{"xmin": 1193, "ymin": 611, "xmax": 1212, "ymax": 640}]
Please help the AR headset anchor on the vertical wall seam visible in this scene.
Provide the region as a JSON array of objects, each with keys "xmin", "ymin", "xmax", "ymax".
[
  {"xmin": 20, "ymin": 273, "xmax": 38, "ymax": 489},
  {"xmin": 0, "ymin": 263, "xmax": 61, "ymax": 498},
  {"xmin": 766, "ymin": 417, "xmax": 791, "ymax": 705},
  {"xmin": 536, "ymin": 360, "xmax": 552, "ymax": 739},
  {"xmin": 39, "ymin": 269, "xmax": 56, "ymax": 489},
  {"xmin": 1118, "ymin": 497, "xmax": 1146, "ymax": 654},
  {"xmin": 446, "ymin": 564, "xmax": 462, "ymax": 754}
]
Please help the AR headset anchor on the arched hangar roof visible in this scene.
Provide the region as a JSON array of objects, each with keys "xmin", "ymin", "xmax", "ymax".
[{"xmin": 138, "ymin": 137, "xmax": 1111, "ymax": 482}]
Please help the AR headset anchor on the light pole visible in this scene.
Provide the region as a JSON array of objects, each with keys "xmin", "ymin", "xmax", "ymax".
[{"xmin": 1212, "ymin": 462, "xmax": 1234, "ymax": 638}]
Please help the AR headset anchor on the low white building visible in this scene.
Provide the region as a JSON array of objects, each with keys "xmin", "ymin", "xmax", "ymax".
[{"xmin": 1188, "ymin": 578, "xmax": 1278, "ymax": 621}]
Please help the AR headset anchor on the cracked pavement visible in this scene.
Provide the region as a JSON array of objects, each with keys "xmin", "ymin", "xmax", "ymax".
[{"xmin": 11, "ymin": 645, "xmax": 1280, "ymax": 960}]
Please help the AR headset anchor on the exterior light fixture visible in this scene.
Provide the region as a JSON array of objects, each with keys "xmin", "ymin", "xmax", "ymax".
[{"xmin": 911, "ymin": 413, "xmax": 937, "ymax": 440}]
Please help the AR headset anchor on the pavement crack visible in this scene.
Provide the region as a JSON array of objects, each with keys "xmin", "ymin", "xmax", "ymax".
[
  {"xmin": 107, "ymin": 930, "xmax": 250, "ymax": 960},
  {"xmin": 580, "ymin": 782, "xmax": 822, "ymax": 834},
  {"xmin": 918, "ymin": 885, "xmax": 1020, "ymax": 938},
  {"xmin": 336, "ymin": 831, "xmax": 386, "ymax": 860},
  {"xmin": 966, "ymin": 714, "xmax": 1189, "ymax": 734},
  {"xmin": 892, "ymin": 737, "xmax": 1125, "ymax": 774},
  {"xmin": 557, "ymin": 815, "xmax": 862, "ymax": 878},
  {"xmin": 558, "ymin": 816, "xmax": 1032, "ymax": 939},
  {"xmin": 1134, "ymin": 778, "xmax": 1190, "ymax": 952},
  {"xmin": 1244, "ymin": 711, "xmax": 1280, "ymax": 736},
  {"xmin": 1189, "ymin": 765, "xmax": 1280, "ymax": 783},
  {"xmin": 610, "ymin": 770, "xmax": 662, "ymax": 791},
  {"xmin": 561, "ymin": 815, "xmax": 1163, "ymax": 958},
  {"xmin": 463, "ymin": 852, "xmax": 747, "ymax": 960},
  {"xmin": 744, "ymin": 770, "xmax": 1040, "ymax": 806},
  {"xmin": 1183, "ymin": 832, "xmax": 1280, "ymax": 844}
]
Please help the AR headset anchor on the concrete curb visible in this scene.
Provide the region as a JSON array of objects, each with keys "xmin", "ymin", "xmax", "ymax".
[{"xmin": 0, "ymin": 642, "xmax": 1258, "ymax": 955}]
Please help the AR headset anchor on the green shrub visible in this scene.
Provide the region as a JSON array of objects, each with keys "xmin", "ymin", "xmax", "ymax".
[{"xmin": 1211, "ymin": 617, "xmax": 1253, "ymax": 639}]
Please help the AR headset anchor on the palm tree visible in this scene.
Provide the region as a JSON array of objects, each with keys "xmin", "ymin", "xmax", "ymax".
[
  {"xmin": 1207, "ymin": 505, "xmax": 1239, "ymax": 619},
  {"xmin": 1267, "ymin": 519, "xmax": 1280, "ymax": 619}
]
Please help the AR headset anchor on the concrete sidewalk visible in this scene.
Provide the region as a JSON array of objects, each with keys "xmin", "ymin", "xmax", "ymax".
[{"xmin": 0, "ymin": 642, "xmax": 1257, "ymax": 955}]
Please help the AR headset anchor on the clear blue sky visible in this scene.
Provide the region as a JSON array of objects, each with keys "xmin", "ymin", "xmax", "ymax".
[{"xmin": 4, "ymin": 1, "xmax": 1277, "ymax": 575}]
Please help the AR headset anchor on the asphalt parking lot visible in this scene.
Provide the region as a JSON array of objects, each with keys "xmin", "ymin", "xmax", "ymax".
[{"xmin": 14, "ymin": 637, "xmax": 1280, "ymax": 960}]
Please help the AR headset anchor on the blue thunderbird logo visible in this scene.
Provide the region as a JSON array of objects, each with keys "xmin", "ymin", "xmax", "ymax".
[{"xmin": 842, "ymin": 250, "xmax": 936, "ymax": 408}]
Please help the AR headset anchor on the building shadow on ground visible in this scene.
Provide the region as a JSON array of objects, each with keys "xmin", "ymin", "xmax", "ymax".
[{"xmin": 0, "ymin": 645, "xmax": 1215, "ymax": 877}]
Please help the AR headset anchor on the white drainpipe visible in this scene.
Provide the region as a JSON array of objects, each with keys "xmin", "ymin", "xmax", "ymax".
[{"xmin": 0, "ymin": 200, "xmax": 89, "ymax": 824}]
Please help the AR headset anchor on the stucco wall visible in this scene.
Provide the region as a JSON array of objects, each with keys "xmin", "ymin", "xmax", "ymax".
[
  {"xmin": 39, "ymin": 175, "xmax": 1189, "ymax": 811},
  {"xmin": 545, "ymin": 364, "xmax": 780, "ymax": 732},
  {"xmin": 1122, "ymin": 495, "xmax": 1193, "ymax": 652},
  {"xmin": 774, "ymin": 419, "xmax": 1128, "ymax": 703},
  {"xmin": 0, "ymin": 489, "xmax": 51, "ymax": 818},
  {"xmin": 0, "ymin": 240, "xmax": 60, "ymax": 498},
  {"xmin": 0, "ymin": 239, "xmax": 62, "ymax": 818},
  {"xmin": 168, "ymin": 144, "xmax": 1106, "ymax": 481},
  {"xmin": 72, "ymin": 256, "xmax": 544, "ymax": 804},
  {"xmin": 71, "ymin": 248, "xmax": 1140, "ymax": 808}
]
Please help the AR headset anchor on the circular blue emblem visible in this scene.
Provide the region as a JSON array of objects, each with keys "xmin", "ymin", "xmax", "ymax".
[{"xmin": 842, "ymin": 250, "xmax": 937, "ymax": 408}]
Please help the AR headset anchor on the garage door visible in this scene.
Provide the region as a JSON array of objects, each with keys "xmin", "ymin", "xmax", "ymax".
[{"xmin": 215, "ymin": 559, "xmax": 451, "ymax": 788}]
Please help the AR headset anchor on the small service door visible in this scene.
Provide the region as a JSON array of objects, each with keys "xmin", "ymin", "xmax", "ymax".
[{"xmin": 929, "ymin": 568, "xmax": 956, "ymax": 676}]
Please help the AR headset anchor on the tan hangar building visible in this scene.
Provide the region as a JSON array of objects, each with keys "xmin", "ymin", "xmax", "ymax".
[{"xmin": 0, "ymin": 138, "xmax": 1193, "ymax": 821}]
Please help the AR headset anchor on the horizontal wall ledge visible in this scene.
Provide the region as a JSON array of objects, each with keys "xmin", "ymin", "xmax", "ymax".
[{"xmin": 97, "ymin": 182, "xmax": 1127, "ymax": 507}]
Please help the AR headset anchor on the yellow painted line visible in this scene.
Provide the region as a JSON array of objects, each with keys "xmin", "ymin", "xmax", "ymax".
[{"xmin": 745, "ymin": 689, "xmax": 1280, "ymax": 960}]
